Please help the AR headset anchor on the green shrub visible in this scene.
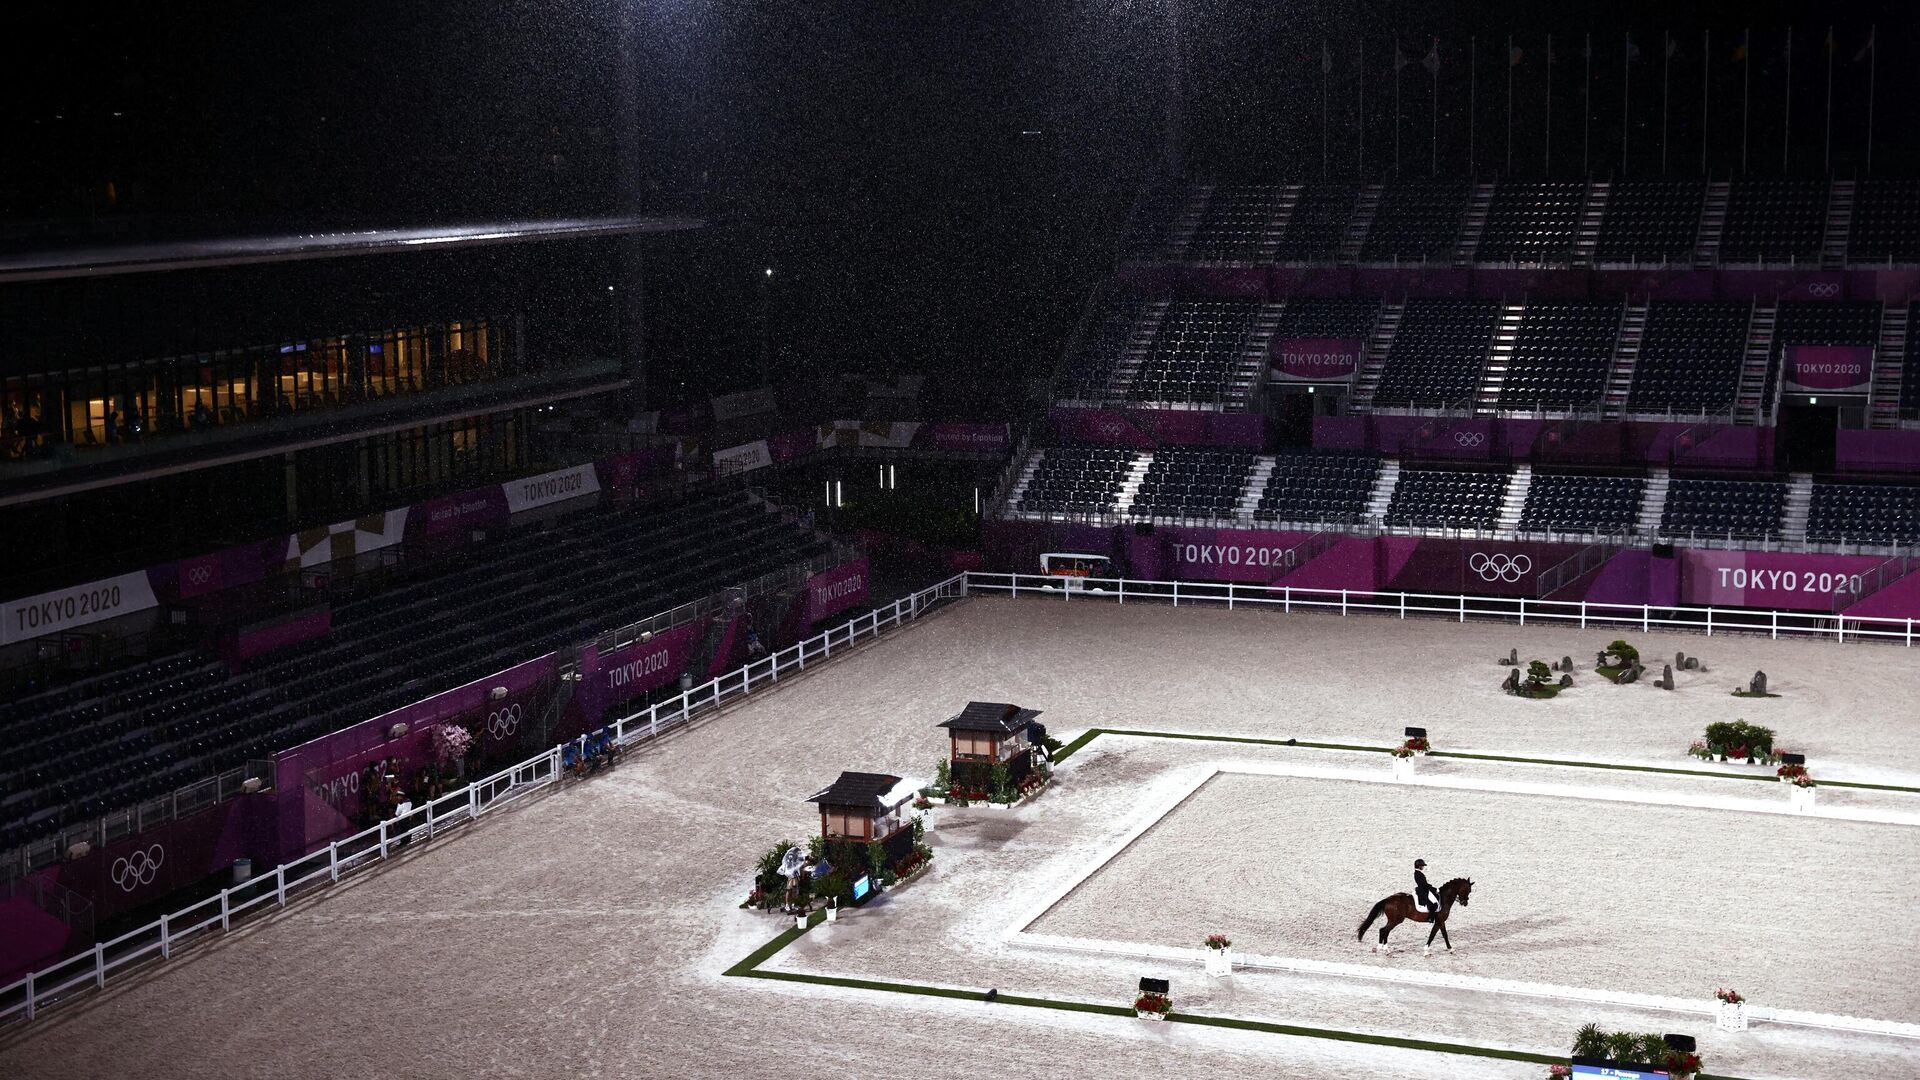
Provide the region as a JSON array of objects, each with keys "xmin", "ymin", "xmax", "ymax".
[
  {"xmin": 933, "ymin": 758, "xmax": 951, "ymax": 794},
  {"xmin": 1605, "ymin": 640, "xmax": 1640, "ymax": 667},
  {"xmin": 1702, "ymin": 719, "xmax": 1775, "ymax": 759},
  {"xmin": 1570, "ymin": 1024, "xmax": 1606, "ymax": 1060},
  {"xmin": 990, "ymin": 762, "xmax": 1012, "ymax": 803},
  {"xmin": 1526, "ymin": 660, "xmax": 1552, "ymax": 686}
]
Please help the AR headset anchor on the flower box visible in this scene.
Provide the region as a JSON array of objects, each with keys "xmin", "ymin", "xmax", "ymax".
[
  {"xmin": 1789, "ymin": 785, "xmax": 1816, "ymax": 813},
  {"xmin": 1716, "ymin": 1000, "xmax": 1747, "ymax": 1032},
  {"xmin": 1204, "ymin": 947, "xmax": 1232, "ymax": 977},
  {"xmin": 1135, "ymin": 1008, "xmax": 1167, "ymax": 1021},
  {"xmin": 1391, "ymin": 756, "xmax": 1415, "ymax": 782}
]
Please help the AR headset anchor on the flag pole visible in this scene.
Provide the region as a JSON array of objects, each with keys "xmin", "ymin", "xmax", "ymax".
[
  {"xmin": 1741, "ymin": 29, "xmax": 1751, "ymax": 174},
  {"xmin": 1470, "ymin": 36, "xmax": 1477, "ymax": 176},
  {"xmin": 1321, "ymin": 39, "xmax": 1329, "ymax": 181},
  {"xmin": 1430, "ymin": 38, "xmax": 1439, "ymax": 176},
  {"xmin": 1622, "ymin": 32, "xmax": 1631, "ymax": 175},
  {"xmin": 1358, "ymin": 37, "xmax": 1365, "ymax": 177},
  {"xmin": 1545, "ymin": 34, "xmax": 1554, "ymax": 175},
  {"xmin": 1867, "ymin": 26, "xmax": 1877, "ymax": 174},
  {"xmin": 1661, "ymin": 30, "xmax": 1671, "ymax": 175},
  {"xmin": 1583, "ymin": 33, "xmax": 1591, "ymax": 176},
  {"xmin": 1702, "ymin": 30, "xmax": 1710, "ymax": 175},
  {"xmin": 1783, "ymin": 26, "xmax": 1792, "ymax": 175},
  {"xmin": 1823, "ymin": 26, "xmax": 1834, "ymax": 175},
  {"xmin": 1506, "ymin": 33, "xmax": 1514, "ymax": 175},
  {"xmin": 1394, "ymin": 32, "xmax": 1402, "ymax": 177}
]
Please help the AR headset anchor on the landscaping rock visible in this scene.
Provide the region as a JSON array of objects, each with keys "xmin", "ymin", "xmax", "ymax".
[
  {"xmin": 1503, "ymin": 669, "xmax": 1521, "ymax": 693},
  {"xmin": 1685, "ymin": 657, "xmax": 1701, "ymax": 671},
  {"xmin": 1560, "ymin": 655, "xmax": 1573, "ymax": 672},
  {"xmin": 1558, "ymin": 673, "xmax": 1572, "ymax": 688},
  {"xmin": 1750, "ymin": 670, "xmax": 1767, "ymax": 695},
  {"xmin": 1500, "ymin": 648, "xmax": 1518, "ymax": 666},
  {"xmin": 1656, "ymin": 664, "xmax": 1674, "ymax": 690}
]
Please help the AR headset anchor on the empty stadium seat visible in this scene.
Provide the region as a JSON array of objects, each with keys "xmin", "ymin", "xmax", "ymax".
[
  {"xmin": 1497, "ymin": 302, "xmax": 1622, "ymax": 411},
  {"xmin": 1624, "ymin": 301, "xmax": 1750, "ymax": 415},
  {"xmin": 1360, "ymin": 183, "xmax": 1468, "ymax": 263},
  {"xmin": 1016, "ymin": 446, "xmax": 1136, "ymax": 516},
  {"xmin": 1384, "ymin": 468, "xmax": 1509, "ymax": 529},
  {"xmin": 1595, "ymin": 181, "xmax": 1703, "ymax": 265},
  {"xmin": 1659, "ymin": 478, "xmax": 1787, "ymax": 541},
  {"xmin": 1517, "ymin": 473, "xmax": 1646, "ymax": 534},
  {"xmin": 1253, "ymin": 450, "xmax": 1382, "ymax": 525},
  {"xmin": 1719, "ymin": 179, "xmax": 1828, "ymax": 265},
  {"xmin": 1130, "ymin": 447, "xmax": 1257, "ymax": 520},
  {"xmin": 1372, "ymin": 300, "xmax": 1499, "ymax": 407},
  {"xmin": 1475, "ymin": 182, "xmax": 1585, "ymax": 265},
  {"xmin": 1848, "ymin": 179, "xmax": 1920, "ymax": 265},
  {"xmin": 1807, "ymin": 483, "xmax": 1920, "ymax": 545}
]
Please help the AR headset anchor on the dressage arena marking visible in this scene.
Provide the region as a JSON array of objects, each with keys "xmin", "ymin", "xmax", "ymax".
[{"xmin": 1000, "ymin": 754, "xmax": 1920, "ymax": 1042}]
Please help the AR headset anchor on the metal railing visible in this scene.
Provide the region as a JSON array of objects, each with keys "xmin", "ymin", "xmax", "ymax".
[
  {"xmin": 965, "ymin": 571, "xmax": 1918, "ymax": 646},
  {"xmin": 0, "ymin": 573, "xmax": 970, "ymax": 1028}
]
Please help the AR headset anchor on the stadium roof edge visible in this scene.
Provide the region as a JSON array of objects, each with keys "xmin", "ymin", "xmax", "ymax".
[{"xmin": 0, "ymin": 214, "xmax": 706, "ymax": 285}]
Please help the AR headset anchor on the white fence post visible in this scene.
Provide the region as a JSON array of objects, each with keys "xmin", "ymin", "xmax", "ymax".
[
  {"xmin": 1580, "ymin": 600, "xmax": 1588, "ymax": 629},
  {"xmin": 1172, "ymin": 581, "xmax": 1179, "ymax": 607},
  {"xmin": 1706, "ymin": 607, "xmax": 1714, "ymax": 636},
  {"xmin": 1400, "ymin": 593, "xmax": 1406, "ymax": 619},
  {"xmin": 1284, "ymin": 587, "xmax": 1291, "ymax": 613},
  {"xmin": 378, "ymin": 819, "xmax": 389, "ymax": 860},
  {"xmin": 1642, "ymin": 605, "xmax": 1650, "ymax": 633},
  {"xmin": 93, "ymin": 945, "xmax": 105, "ymax": 989},
  {"xmin": 1343, "ymin": 590, "xmax": 1349, "ymax": 616},
  {"xmin": 220, "ymin": 889, "xmax": 231, "ymax": 932},
  {"xmin": 1519, "ymin": 599, "xmax": 1526, "ymax": 626},
  {"xmin": 276, "ymin": 865, "xmax": 287, "ymax": 907},
  {"xmin": 1118, "ymin": 579, "xmax": 1125, "ymax": 604},
  {"xmin": 23, "ymin": 972, "xmax": 33, "ymax": 1020},
  {"xmin": 1228, "ymin": 583, "xmax": 1235, "ymax": 610},
  {"xmin": 159, "ymin": 913, "xmax": 171, "ymax": 959},
  {"xmin": 328, "ymin": 842, "xmax": 340, "ymax": 882},
  {"xmin": 1772, "ymin": 610, "xmax": 1779, "ymax": 639}
]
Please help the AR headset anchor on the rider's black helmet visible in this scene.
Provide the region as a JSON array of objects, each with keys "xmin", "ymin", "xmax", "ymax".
[{"xmin": 1414, "ymin": 859, "xmax": 1426, "ymax": 868}]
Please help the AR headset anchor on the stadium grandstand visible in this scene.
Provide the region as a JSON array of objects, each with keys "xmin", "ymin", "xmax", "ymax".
[{"xmin": 3, "ymin": 5, "xmax": 1920, "ymax": 1080}]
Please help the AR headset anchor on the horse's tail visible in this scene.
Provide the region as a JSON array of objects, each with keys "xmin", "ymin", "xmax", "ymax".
[{"xmin": 1357, "ymin": 897, "xmax": 1389, "ymax": 941}]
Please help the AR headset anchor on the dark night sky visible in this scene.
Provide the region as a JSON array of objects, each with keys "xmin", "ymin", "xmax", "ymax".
[{"xmin": 2, "ymin": 1, "xmax": 1913, "ymax": 411}]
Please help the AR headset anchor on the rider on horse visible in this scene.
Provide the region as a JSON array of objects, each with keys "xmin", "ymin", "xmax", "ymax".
[{"xmin": 1413, "ymin": 859, "xmax": 1437, "ymax": 917}]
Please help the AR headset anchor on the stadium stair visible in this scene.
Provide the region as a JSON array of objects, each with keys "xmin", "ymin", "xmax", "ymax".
[
  {"xmin": 1870, "ymin": 305, "xmax": 1908, "ymax": 430},
  {"xmin": 1236, "ymin": 457, "xmax": 1274, "ymax": 519},
  {"xmin": 1822, "ymin": 180, "xmax": 1855, "ymax": 271},
  {"xmin": 1453, "ymin": 181, "xmax": 1495, "ymax": 267},
  {"xmin": 1349, "ymin": 299, "xmax": 1404, "ymax": 410},
  {"xmin": 1364, "ymin": 459, "xmax": 1401, "ymax": 520},
  {"xmin": 1496, "ymin": 464, "xmax": 1533, "ymax": 534},
  {"xmin": 1110, "ymin": 453, "xmax": 1153, "ymax": 517},
  {"xmin": 1339, "ymin": 185, "xmax": 1381, "ymax": 263},
  {"xmin": 1735, "ymin": 302, "xmax": 1777, "ymax": 425},
  {"xmin": 1473, "ymin": 301, "xmax": 1526, "ymax": 414},
  {"xmin": 1572, "ymin": 181, "xmax": 1608, "ymax": 268},
  {"xmin": 1635, "ymin": 468, "xmax": 1672, "ymax": 534},
  {"xmin": 1695, "ymin": 180, "xmax": 1729, "ymax": 268},
  {"xmin": 1781, "ymin": 474, "xmax": 1815, "ymax": 544},
  {"xmin": 1602, "ymin": 300, "xmax": 1648, "ymax": 421}
]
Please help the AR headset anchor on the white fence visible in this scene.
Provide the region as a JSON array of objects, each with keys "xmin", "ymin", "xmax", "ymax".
[
  {"xmin": 0, "ymin": 573, "xmax": 969, "ymax": 1027},
  {"xmin": 6, "ymin": 565, "xmax": 1915, "ymax": 1026},
  {"xmin": 965, "ymin": 572, "xmax": 1919, "ymax": 645}
]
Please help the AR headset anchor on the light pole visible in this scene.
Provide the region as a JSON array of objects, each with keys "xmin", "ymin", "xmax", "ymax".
[{"xmin": 758, "ymin": 268, "xmax": 773, "ymax": 386}]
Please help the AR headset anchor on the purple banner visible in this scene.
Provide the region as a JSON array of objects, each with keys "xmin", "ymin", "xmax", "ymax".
[
  {"xmin": 912, "ymin": 422, "xmax": 1011, "ymax": 454},
  {"xmin": 804, "ymin": 559, "xmax": 871, "ymax": 623},
  {"xmin": 569, "ymin": 622, "xmax": 702, "ymax": 732},
  {"xmin": 32, "ymin": 794, "xmax": 278, "ymax": 928},
  {"xmin": 274, "ymin": 653, "xmax": 556, "ymax": 855},
  {"xmin": 222, "ymin": 607, "xmax": 331, "ymax": 666},
  {"xmin": 414, "ymin": 487, "xmax": 510, "ymax": 541},
  {"xmin": 1784, "ymin": 344, "xmax": 1873, "ymax": 393},
  {"xmin": 1049, "ymin": 407, "xmax": 1267, "ymax": 450},
  {"xmin": 1271, "ymin": 337, "xmax": 1361, "ymax": 381},
  {"xmin": 1152, "ymin": 527, "xmax": 1319, "ymax": 584},
  {"xmin": 1680, "ymin": 550, "xmax": 1884, "ymax": 610},
  {"xmin": 1835, "ymin": 429, "xmax": 1920, "ymax": 472}
]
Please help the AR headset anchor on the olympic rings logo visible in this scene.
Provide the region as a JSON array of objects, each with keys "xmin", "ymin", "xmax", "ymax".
[
  {"xmin": 111, "ymin": 845, "xmax": 165, "ymax": 891},
  {"xmin": 1469, "ymin": 552, "xmax": 1532, "ymax": 583},
  {"xmin": 487, "ymin": 703, "xmax": 522, "ymax": 739},
  {"xmin": 1453, "ymin": 431, "xmax": 1486, "ymax": 447},
  {"xmin": 1806, "ymin": 282, "xmax": 1840, "ymax": 298},
  {"xmin": 186, "ymin": 565, "xmax": 212, "ymax": 586}
]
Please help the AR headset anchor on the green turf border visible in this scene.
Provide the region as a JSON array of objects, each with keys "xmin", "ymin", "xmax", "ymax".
[
  {"xmin": 724, "ymin": 916, "xmax": 1751, "ymax": 1079},
  {"xmin": 1066, "ymin": 727, "xmax": 1920, "ymax": 794}
]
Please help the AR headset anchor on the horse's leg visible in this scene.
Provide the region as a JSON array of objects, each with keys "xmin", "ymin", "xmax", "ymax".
[
  {"xmin": 1424, "ymin": 917, "xmax": 1440, "ymax": 955},
  {"xmin": 1440, "ymin": 920, "xmax": 1453, "ymax": 951},
  {"xmin": 1379, "ymin": 915, "xmax": 1398, "ymax": 953}
]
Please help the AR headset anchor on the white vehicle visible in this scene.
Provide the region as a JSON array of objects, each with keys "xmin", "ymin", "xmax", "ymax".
[{"xmin": 1039, "ymin": 552, "xmax": 1109, "ymax": 592}]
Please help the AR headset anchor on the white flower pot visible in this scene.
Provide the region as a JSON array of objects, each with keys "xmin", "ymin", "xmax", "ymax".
[
  {"xmin": 1204, "ymin": 948, "xmax": 1232, "ymax": 977},
  {"xmin": 795, "ymin": 914, "xmax": 808, "ymax": 930},
  {"xmin": 1790, "ymin": 785, "xmax": 1816, "ymax": 813},
  {"xmin": 825, "ymin": 906, "xmax": 838, "ymax": 923},
  {"xmin": 1391, "ymin": 756, "xmax": 1415, "ymax": 782},
  {"xmin": 1716, "ymin": 1000, "xmax": 1747, "ymax": 1032},
  {"xmin": 1135, "ymin": 1009, "xmax": 1167, "ymax": 1021}
]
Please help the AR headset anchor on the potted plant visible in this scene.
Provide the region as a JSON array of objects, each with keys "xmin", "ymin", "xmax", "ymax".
[
  {"xmin": 1714, "ymin": 987, "xmax": 1747, "ymax": 1032},
  {"xmin": 1134, "ymin": 991, "xmax": 1172, "ymax": 1020},
  {"xmin": 1775, "ymin": 762, "xmax": 1808, "ymax": 782},
  {"xmin": 1203, "ymin": 933, "xmax": 1233, "ymax": 977},
  {"xmin": 824, "ymin": 898, "xmax": 839, "ymax": 923},
  {"xmin": 1789, "ymin": 774, "xmax": 1816, "ymax": 812},
  {"xmin": 1390, "ymin": 743, "xmax": 1416, "ymax": 781},
  {"xmin": 1404, "ymin": 735, "xmax": 1431, "ymax": 756}
]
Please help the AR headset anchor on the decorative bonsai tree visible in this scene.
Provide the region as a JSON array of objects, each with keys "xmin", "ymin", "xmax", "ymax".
[
  {"xmin": 1526, "ymin": 660, "xmax": 1552, "ymax": 689},
  {"xmin": 1603, "ymin": 640, "xmax": 1640, "ymax": 668}
]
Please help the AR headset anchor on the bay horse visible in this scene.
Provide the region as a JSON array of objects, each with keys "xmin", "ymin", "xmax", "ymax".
[{"xmin": 1357, "ymin": 877, "xmax": 1473, "ymax": 955}]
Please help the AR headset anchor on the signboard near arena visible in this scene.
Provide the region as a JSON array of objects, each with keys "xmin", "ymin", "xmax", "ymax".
[
  {"xmin": 1, "ymin": 570, "xmax": 159, "ymax": 645},
  {"xmin": 713, "ymin": 439, "xmax": 773, "ymax": 475},
  {"xmin": 1270, "ymin": 337, "xmax": 1362, "ymax": 381},
  {"xmin": 1783, "ymin": 344, "xmax": 1873, "ymax": 394},
  {"xmin": 710, "ymin": 385, "xmax": 778, "ymax": 424},
  {"xmin": 502, "ymin": 463, "xmax": 601, "ymax": 514},
  {"xmin": 1678, "ymin": 550, "xmax": 1884, "ymax": 610}
]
